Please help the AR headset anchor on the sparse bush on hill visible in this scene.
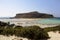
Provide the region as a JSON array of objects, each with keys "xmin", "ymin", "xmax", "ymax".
[
  {"xmin": 20, "ymin": 26, "xmax": 49, "ymax": 40},
  {"xmin": 14, "ymin": 25, "xmax": 22, "ymax": 29},
  {"xmin": 0, "ymin": 21, "xmax": 8, "ymax": 27},
  {"xmin": 44, "ymin": 25, "xmax": 60, "ymax": 32}
]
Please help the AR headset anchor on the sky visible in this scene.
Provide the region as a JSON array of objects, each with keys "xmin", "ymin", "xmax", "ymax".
[{"xmin": 0, "ymin": 0, "xmax": 60, "ymax": 17}]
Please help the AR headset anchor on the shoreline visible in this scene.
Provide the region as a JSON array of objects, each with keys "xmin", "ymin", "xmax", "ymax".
[{"xmin": 0, "ymin": 18, "xmax": 60, "ymax": 28}]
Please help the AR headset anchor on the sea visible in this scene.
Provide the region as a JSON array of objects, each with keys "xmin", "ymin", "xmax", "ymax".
[{"xmin": 0, "ymin": 17, "xmax": 60, "ymax": 28}]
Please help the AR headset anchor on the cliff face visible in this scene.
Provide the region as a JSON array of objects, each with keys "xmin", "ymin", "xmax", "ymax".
[{"xmin": 15, "ymin": 11, "xmax": 54, "ymax": 18}]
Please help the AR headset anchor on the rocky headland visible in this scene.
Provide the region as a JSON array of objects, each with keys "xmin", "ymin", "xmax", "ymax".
[{"xmin": 15, "ymin": 11, "xmax": 54, "ymax": 18}]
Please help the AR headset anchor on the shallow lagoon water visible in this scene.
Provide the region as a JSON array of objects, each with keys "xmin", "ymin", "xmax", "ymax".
[
  {"xmin": 0, "ymin": 18, "xmax": 60, "ymax": 27},
  {"xmin": 37, "ymin": 18, "xmax": 60, "ymax": 24}
]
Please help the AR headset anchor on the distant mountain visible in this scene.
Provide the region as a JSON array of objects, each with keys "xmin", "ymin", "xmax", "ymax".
[{"xmin": 15, "ymin": 11, "xmax": 54, "ymax": 18}]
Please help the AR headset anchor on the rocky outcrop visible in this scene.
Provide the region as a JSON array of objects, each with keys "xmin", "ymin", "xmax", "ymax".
[{"xmin": 15, "ymin": 11, "xmax": 54, "ymax": 18}]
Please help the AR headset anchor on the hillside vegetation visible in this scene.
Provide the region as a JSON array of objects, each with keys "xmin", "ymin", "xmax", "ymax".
[
  {"xmin": 44, "ymin": 25, "xmax": 60, "ymax": 32},
  {"xmin": 0, "ymin": 21, "xmax": 49, "ymax": 40}
]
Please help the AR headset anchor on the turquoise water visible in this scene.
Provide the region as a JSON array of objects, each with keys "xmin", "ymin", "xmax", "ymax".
[
  {"xmin": 37, "ymin": 18, "xmax": 60, "ymax": 24},
  {"xmin": 0, "ymin": 18, "xmax": 60, "ymax": 25}
]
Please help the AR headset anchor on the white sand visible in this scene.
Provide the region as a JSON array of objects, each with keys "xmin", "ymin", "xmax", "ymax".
[
  {"xmin": 0, "ymin": 35, "xmax": 28, "ymax": 40},
  {"xmin": 48, "ymin": 31, "xmax": 60, "ymax": 40}
]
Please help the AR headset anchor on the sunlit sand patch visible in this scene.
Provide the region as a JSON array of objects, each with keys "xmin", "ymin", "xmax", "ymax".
[
  {"xmin": 48, "ymin": 31, "xmax": 60, "ymax": 40},
  {"xmin": 0, "ymin": 35, "xmax": 28, "ymax": 40}
]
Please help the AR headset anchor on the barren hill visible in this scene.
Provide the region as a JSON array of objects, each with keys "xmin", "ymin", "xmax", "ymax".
[{"xmin": 15, "ymin": 11, "xmax": 54, "ymax": 18}]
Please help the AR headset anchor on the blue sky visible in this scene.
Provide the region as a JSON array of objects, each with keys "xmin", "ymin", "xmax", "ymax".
[{"xmin": 0, "ymin": 0, "xmax": 60, "ymax": 17}]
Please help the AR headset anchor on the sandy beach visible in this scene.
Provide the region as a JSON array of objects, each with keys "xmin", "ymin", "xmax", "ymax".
[
  {"xmin": 0, "ymin": 35, "xmax": 28, "ymax": 40},
  {"xmin": 48, "ymin": 31, "xmax": 60, "ymax": 40}
]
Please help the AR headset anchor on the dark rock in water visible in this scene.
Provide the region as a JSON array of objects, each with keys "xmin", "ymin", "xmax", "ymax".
[{"xmin": 15, "ymin": 11, "xmax": 54, "ymax": 18}]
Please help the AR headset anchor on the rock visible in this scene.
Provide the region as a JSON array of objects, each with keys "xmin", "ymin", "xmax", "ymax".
[{"xmin": 15, "ymin": 11, "xmax": 54, "ymax": 18}]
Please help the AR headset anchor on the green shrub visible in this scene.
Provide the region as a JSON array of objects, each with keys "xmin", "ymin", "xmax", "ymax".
[
  {"xmin": 17, "ymin": 26, "xmax": 49, "ymax": 40},
  {"xmin": 0, "ymin": 25, "xmax": 49, "ymax": 40},
  {"xmin": 44, "ymin": 25, "xmax": 60, "ymax": 32}
]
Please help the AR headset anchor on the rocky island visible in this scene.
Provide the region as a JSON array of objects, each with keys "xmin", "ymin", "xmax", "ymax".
[{"xmin": 15, "ymin": 11, "xmax": 54, "ymax": 18}]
